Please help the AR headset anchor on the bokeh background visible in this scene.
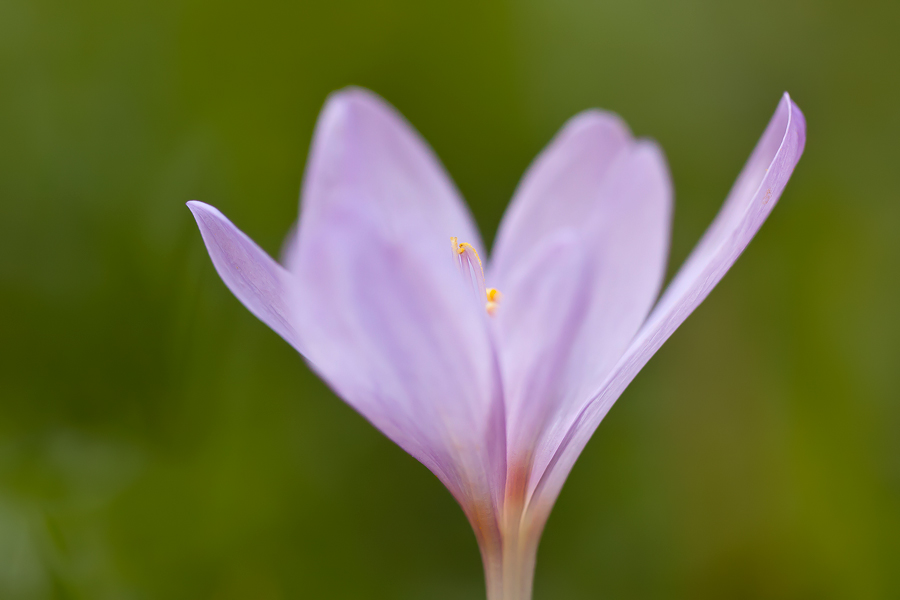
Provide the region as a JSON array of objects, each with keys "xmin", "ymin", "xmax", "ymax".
[{"xmin": 1, "ymin": 0, "xmax": 898, "ymax": 598}]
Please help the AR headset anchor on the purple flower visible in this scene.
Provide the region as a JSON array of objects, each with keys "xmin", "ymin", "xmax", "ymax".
[{"xmin": 188, "ymin": 88, "xmax": 805, "ymax": 599}]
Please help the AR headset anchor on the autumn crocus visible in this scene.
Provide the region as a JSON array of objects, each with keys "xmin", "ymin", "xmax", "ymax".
[{"xmin": 188, "ymin": 88, "xmax": 805, "ymax": 600}]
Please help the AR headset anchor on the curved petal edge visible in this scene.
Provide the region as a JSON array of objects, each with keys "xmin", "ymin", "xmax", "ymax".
[{"xmin": 187, "ymin": 201, "xmax": 305, "ymax": 355}]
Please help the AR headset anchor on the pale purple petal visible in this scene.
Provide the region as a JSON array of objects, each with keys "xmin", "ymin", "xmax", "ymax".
[
  {"xmin": 529, "ymin": 94, "xmax": 806, "ymax": 516},
  {"xmin": 292, "ymin": 186, "xmax": 506, "ymax": 530},
  {"xmin": 490, "ymin": 112, "xmax": 672, "ymax": 493},
  {"xmin": 284, "ymin": 87, "xmax": 484, "ymax": 273},
  {"xmin": 187, "ymin": 201, "xmax": 304, "ymax": 355},
  {"xmin": 193, "ymin": 89, "xmax": 507, "ymax": 534},
  {"xmin": 492, "ymin": 231, "xmax": 592, "ymax": 497},
  {"xmin": 490, "ymin": 110, "xmax": 632, "ymax": 279},
  {"xmin": 281, "ymin": 86, "xmax": 505, "ymax": 517},
  {"xmin": 284, "ymin": 87, "xmax": 506, "ymax": 510}
]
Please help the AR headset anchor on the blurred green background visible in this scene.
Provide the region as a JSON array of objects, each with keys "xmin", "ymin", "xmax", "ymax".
[{"xmin": 1, "ymin": 0, "xmax": 898, "ymax": 598}]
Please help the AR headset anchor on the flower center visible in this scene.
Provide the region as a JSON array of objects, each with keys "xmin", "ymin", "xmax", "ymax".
[{"xmin": 451, "ymin": 237, "xmax": 502, "ymax": 315}]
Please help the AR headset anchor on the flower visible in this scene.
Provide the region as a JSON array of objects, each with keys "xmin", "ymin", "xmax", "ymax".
[{"xmin": 188, "ymin": 88, "xmax": 805, "ymax": 600}]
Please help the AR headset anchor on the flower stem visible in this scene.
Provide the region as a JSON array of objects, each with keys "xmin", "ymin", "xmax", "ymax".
[{"xmin": 482, "ymin": 526, "xmax": 539, "ymax": 600}]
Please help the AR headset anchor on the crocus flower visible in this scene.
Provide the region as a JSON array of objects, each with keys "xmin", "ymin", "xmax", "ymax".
[{"xmin": 188, "ymin": 88, "xmax": 805, "ymax": 600}]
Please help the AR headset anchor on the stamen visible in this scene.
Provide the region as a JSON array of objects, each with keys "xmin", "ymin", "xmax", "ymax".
[
  {"xmin": 451, "ymin": 237, "xmax": 502, "ymax": 316},
  {"xmin": 485, "ymin": 288, "xmax": 502, "ymax": 316},
  {"xmin": 450, "ymin": 236, "xmax": 461, "ymax": 270}
]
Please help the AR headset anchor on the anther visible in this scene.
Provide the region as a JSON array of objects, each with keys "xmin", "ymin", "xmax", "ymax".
[
  {"xmin": 451, "ymin": 237, "xmax": 502, "ymax": 316},
  {"xmin": 485, "ymin": 288, "xmax": 502, "ymax": 316}
]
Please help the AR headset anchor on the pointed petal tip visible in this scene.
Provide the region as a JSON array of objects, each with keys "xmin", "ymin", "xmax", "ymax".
[
  {"xmin": 186, "ymin": 200, "xmax": 305, "ymax": 354},
  {"xmin": 786, "ymin": 94, "xmax": 807, "ymax": 154},
  {"xmin": 186, "ymin": 199, "xmax": 223, "ymax": 221},
  {"xmin": 187, "ymin": 202, "xmax": 242, "ymax": 245},
  {"xmin": 779, "ymin": 92, "xmax": 805, "ymax": 147}
]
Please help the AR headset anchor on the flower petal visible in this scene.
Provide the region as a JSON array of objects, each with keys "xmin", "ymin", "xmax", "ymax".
[
  {"xmin": 187, "ymin": 201, "xmax": 304, "ymax": 354},
  {"xmin": 284, "ymin": 87, "xmax": 484, "ymax": 273},
  {"xmin": 529, "ymin": 93, "xmax": 806, "ymax": 516},
  {"xmin": 490, "ymin": 112, "xmax": 672, "ymax": 495},
  {"xmin": 489, "ymin": 110, "xmax": 632, "ymax": 279},
  {"xmin": 281, "ymin": 87, "xmax": 505, "ymax": 518},
  {"xmin": 492, "ymin": 231, "xmax": 592, "ymax": 500},
  {"xmin": 195, "ymin": 89, "xmax": 506, "ymax": 535},
  {"xmin": 293, "ymin": 194, "xmax": 506, "ymax": 530}
]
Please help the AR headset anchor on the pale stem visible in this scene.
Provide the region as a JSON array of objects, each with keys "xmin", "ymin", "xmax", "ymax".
[{"xmin": 481, "ymin": 520, "xmax": 540, "ymax": 600}]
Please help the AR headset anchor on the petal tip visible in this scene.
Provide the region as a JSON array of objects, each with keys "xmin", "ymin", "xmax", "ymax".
[
  {"xmin": 186, "ymin": 200, "xmax": 228, "ymax": 228},
  {"xmin": 630, "ymin": 139, "xmax": 673, "ymax": 191},
  {"xmin": 769, "ymin": 92, "xmax": 806, "ymax": 172},
  {"xmin": 631, "ymin": 137, "xmax": 666, "ymax": 160},
  {"xmin": 185, "ymin": 199, "xmax": 205, "ymax": 214},
  {"xmin": 328, "ymin": 85, "xmax": 381, "ymax": 102},
  {"xmin": 561, "ymin": 108, "xmax": 632, "ymax": 142},
  {"xmin": 322, "ymin": 86, "xmax": 393, "ymax": 124}
]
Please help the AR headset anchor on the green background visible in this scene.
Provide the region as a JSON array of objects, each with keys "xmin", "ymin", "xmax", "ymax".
[{"xmin": 1, "ymin": 0, "xmax": 898, "ymax": 598}]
